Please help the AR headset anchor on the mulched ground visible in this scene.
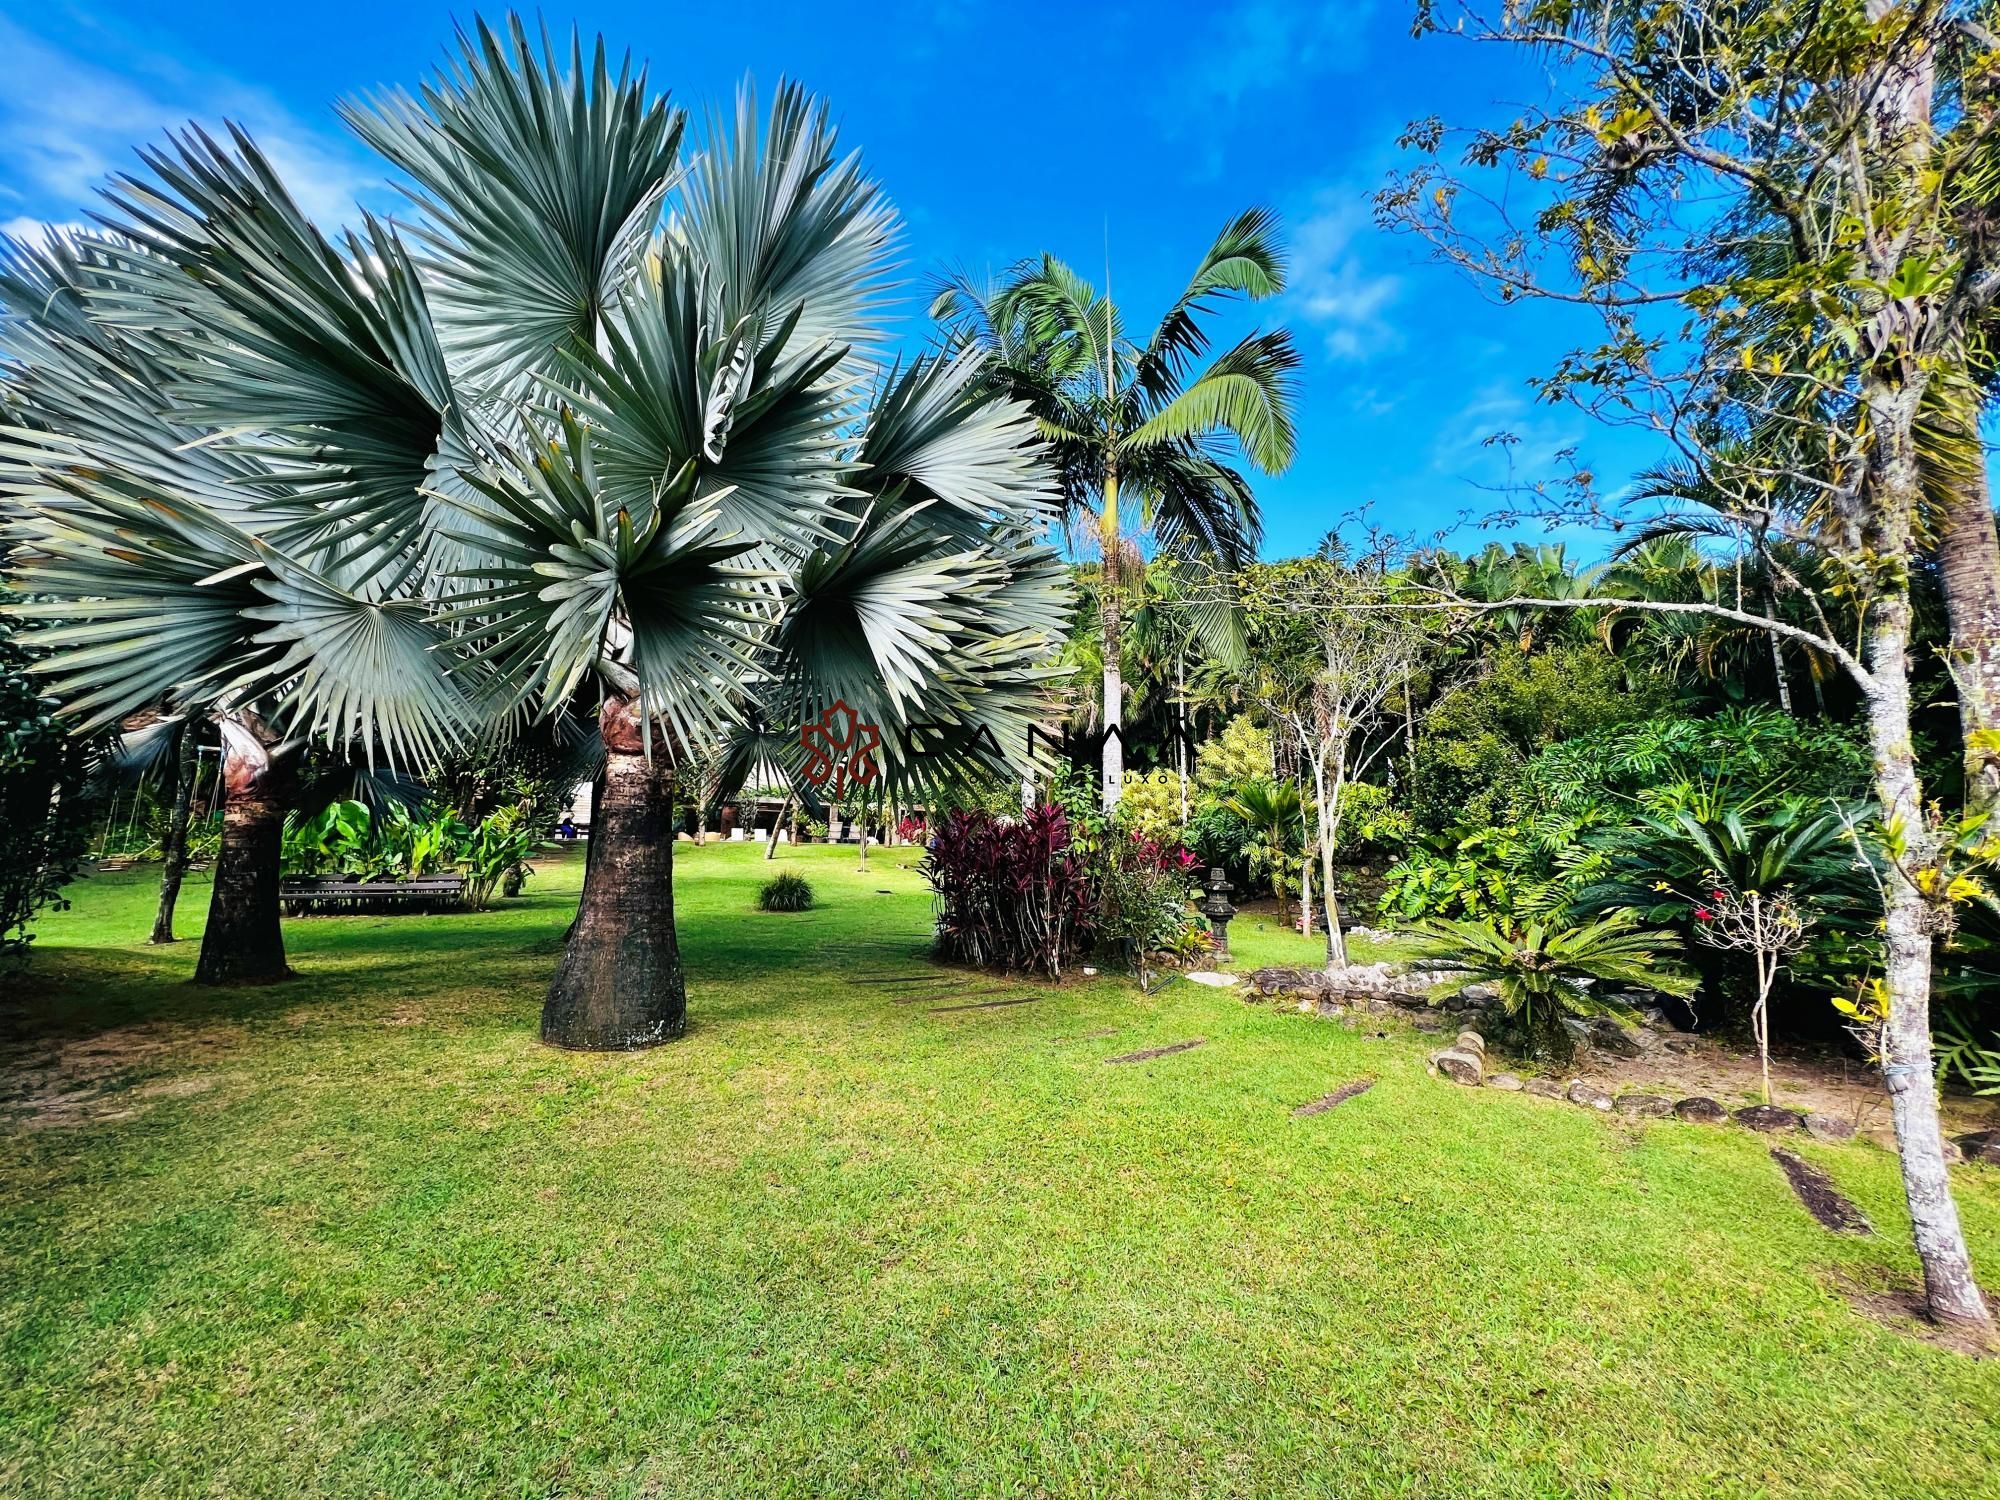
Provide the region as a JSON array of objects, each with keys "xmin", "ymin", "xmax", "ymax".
[{"xmin": 1771, "ymin": 1147, "xmax": 1873, "ymax": 1234}]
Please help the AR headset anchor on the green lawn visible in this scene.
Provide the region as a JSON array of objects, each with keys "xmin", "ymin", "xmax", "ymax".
[{"xmin": 3, "ymin": 843, "xmax": 1997, "ymax": 1498}]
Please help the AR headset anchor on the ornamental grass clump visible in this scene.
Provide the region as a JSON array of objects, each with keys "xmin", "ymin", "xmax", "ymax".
[{"xmin": 757, "ymin": 873, "xmax": 815, "ymax": 913}]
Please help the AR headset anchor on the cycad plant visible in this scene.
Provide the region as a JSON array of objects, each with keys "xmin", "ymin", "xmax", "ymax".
[
  {"xmin": 1226, "ymin": 779, "xmax": 1304, "ymax": 923},
  {"xmin": 1408, "ymin": 911, "xmax": 1695, "ymax": 1062},
  {"xmin": 933, "ymin": 217, "xmax": 1298, "ymax": 810},
  {"xmin": 1, "ymin": 18, "xmax": 1070, "ymax": 1045}
]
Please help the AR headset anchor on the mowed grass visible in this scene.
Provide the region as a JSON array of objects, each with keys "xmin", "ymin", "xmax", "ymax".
[{"xmin": 2, "ymin": 844, "xmax": 1998, "ymax": 1499}]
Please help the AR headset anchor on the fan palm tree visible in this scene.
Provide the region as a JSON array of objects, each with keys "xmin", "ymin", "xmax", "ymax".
[
  {"xmin": 933, "ymin": 216, "xmax": 1299, "ymax": 811},
  {"xmin": 1, "ymin": 227, "xmax": 481, "ymax": 983},
  {"xmin": 2, "ymin": 19, "xmax": 1072, "ymax": 1047}
]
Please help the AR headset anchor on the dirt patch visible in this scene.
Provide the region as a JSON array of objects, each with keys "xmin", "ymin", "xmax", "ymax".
[
  {"xmin": 2, "ymin": 1021, "xmax": 242, "ymax": 1130},
  {"xmin": 1835, "ymin": 1272, "xmax": 1999, "ymax": 1358},
  {"xmin": 1293, "ymin": 1077, "xmax": 1376, "ymax": 1117},
  {"xmin": 1561, "ymin": 1034, "xmax": 2000, "ymax": 1148},
  {"xmin": 1771, "ymin": 1148, "xmax": 1872, "ymax": 1234},
  {"xmin": 1105, "ymin": 1039, "xmax": 1205, "ymax": 1065}
]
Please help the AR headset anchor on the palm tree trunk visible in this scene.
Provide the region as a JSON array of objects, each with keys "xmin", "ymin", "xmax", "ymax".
[
  {"xmin": 193, "ymin": 714, "xmax": 293, "ymax": 985},
  {"xmin": 148, "ymin": 720, "xmax": 199, "ymax": 945},
  {"xmin": 1100, "ymin": 470, "xmax": 1124, "ymax": 814},
  {"xmin": 542, "ymin": 696, "xmax": 685, "ymax": 1050},
  {"xmin": 765, "ymin": 792, "xmax": 793, "ymax": 860},
  {"xmin": 1937, "ymin": 456, "xmax": 2000, "ymax": 818}
]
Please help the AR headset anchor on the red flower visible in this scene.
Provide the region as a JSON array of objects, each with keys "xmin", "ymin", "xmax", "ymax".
[
  {"xmin": 1694, "ymin": 907, "xmax": 1713, "ymax": 922},
  {"xmin": 1711, "ymin": 888, "xmax": 1726, "ymax": 901}
]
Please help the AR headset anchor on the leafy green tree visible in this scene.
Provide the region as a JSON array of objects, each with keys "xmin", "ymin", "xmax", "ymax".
[
  {"xmin": 934, "ymin": 215, "xmax": 1299, "ymax": 811},
  {"xmin": 0, "ymin": 589, "xmax": 99, "ymax": 961},
  {"xmin": 1380, "ymin": 0, "xmax": 2000, "ymax": 1337},
  {"xmin": 1410, "ymin": 644, "xmax": 1673, "ymax": 833}
]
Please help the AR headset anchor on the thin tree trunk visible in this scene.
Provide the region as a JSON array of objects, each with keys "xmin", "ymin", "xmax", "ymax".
[
  {"xmin": 542, "ymin": 697, "xmax": 685, "ymax": 1050},
  {"xmin": 1937, "ymin": 455, "xmax": 2000, "ymax": 818},
  {"xmin": 1866, "ymin": 597, "xmax": 1994, "ymax": 1340},
  {"xmin": 1175, "ymin": 657, "xmax": 1190, "ymax": 822},
  {"xmin": 148, "ymin": 720, "xmax": 199, "ymax": 945},
  {"xmin": 1860, "ymin": 359, "xmax": 1995, "ymax": 1342},
  {"xmin": 1100, "ymin": 470, "xmax": 1124, "ymax": 813},
  {"xmin": 193, "ymin": 714, "xmax": 293, "ymax": 985},
  {"xmin": 1762, "ymin": 582, "xmax": 1795, "ymax": 717},
  {"xmin": 765, "ymin": 791, "xmax": 793, "ymax": 860},
  {"xmin": 1312, "ymin": 755, "xmax": 1348, "ymax": 970},
  {"xmin": 1848, "ymin": 10, "xmax": 1992, "ymax": 1339}
]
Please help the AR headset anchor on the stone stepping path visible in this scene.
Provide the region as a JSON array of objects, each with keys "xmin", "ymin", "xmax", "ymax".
[
  {"xmin": 1105, "ymin": 1039, "xmax": 1205, "ymax": 1065},
  {"xmin": 929, "ymin": 996, "xmax": 1039, "ymax": 1014},
  {"xmin": 1292, "ymin": 1078, "xmax": 1375, "ymax": 1117},
  {"xmin": 1772, "ymin": 1148, "xmax": 1873, "ymax": 1235}
]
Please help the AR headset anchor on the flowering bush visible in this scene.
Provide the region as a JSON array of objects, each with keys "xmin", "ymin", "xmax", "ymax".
[{"xmin": 1094, "ymin": 829, "xmax": 1204, "ymax": 965}]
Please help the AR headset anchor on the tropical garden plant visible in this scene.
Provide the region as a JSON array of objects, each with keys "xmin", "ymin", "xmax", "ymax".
[
  {"xmin": 1226, "ymin": 779, "xmax": 1304, "ymax": 923},
  {"xmin": 1408, "ymin": 911, "xmax": 1696, "ymax": 1063}
]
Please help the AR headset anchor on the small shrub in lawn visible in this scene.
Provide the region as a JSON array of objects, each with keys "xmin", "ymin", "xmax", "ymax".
[{"xmin": 758, "ymin": 873, "xmax": 815, "ymax": 912}]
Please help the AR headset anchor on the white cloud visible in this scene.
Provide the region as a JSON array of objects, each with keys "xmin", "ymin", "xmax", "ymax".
[
  {"xmin": 1285, "ymin": 190, "xmax": 1403, "ymax": 363},
  {"xmin": 0, "ymin": 15, "xmax": 382, "ymax": 231},
  {"xmin": 1186, "ymin": 1, "xmax": 1377, "ymax": 109},
  {"xmin": 1, "ymin": 215, "xmax": 89, "ymax": 249},
  {"xmin": 1429, "ymin": 381, "xmax": 1581, "ymax": 488}
]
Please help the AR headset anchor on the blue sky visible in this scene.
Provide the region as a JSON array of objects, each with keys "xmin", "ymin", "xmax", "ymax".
[{"xmin": 0, "ymin": 0, "xmax": 1659, "ymax": 559}]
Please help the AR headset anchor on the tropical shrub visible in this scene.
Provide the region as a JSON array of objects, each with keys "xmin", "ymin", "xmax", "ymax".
[
  {"xmin": 1194, "ymin": 715, "xmax": 1273, "ymax": 789},
  {"xmin": 1331, "ymin": 781, "xmax": 1414, "ymax": 860},
  {"xmin": 1226, "ymin": 780, "xmax": 1304, "ymax": 918},
  {"xmin": 281, "ymin": 800, "xmax": 374, "ymax": 879},
  {"xmin": 1118, "ymin": 768, "xmax": 1187, "ymax": 844},
  {"xmin": 1, "ymin": 598, "xmax": 100, "ymax": 961},
  {"xmin": 463, "ymin": 805, "xmax": 540, "ymax": 908},
  {"xmin": 1520, "ymin": 709, "xmax": 1869, "ymax": 816},
  {"xmin": 1379, "ymin": 807, "xmax": 1617, "ymax": 924},
  {"xmin": 1093, "ymin": 830, "xmax": 1203, "ymax": 968},
  {"xmin": 1183, "ymin": 795, "xmax": 1255, "ymax": 876},
  {"xmin": 921, "ymin": 805, "xmax": 1094, "ymax": 976},
  {"xmin": 758, "ymin": 873, "xmax": 815, "ymax": 913},
  {"xmin": 1407, "ymin": 911, "xmax": 1695, "ymax": 1062}
]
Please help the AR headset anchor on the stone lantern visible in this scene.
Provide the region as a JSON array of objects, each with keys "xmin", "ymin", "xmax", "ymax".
[{"xmin": 1200, "ymin": 866, "xmax": 1237, "ymax": 963}]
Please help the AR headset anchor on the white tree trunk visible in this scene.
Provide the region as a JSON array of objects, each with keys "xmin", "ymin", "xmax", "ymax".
[{"xmin": 1311, "ymin": 753, "xmax": 1348, "ymax": 970}]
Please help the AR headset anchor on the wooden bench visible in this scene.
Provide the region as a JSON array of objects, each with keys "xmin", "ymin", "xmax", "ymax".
[{"xmin": 281, "ymin": 874, "xmax": 468, "ymax": 916}]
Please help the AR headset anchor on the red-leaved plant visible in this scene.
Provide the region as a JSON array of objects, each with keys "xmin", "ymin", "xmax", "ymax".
[{"xmin": 918, "ymin": 806, "xmax": 1095, "ymax": 976}]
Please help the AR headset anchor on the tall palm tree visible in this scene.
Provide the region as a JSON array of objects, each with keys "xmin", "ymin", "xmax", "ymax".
[
  {"xmin": 2, "ymin": 19, "xmax": 1072, "ymax": 1046},
  {"xmin": 933, "ymin": 215, "xmax": 1299, "ymax": 810}
]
